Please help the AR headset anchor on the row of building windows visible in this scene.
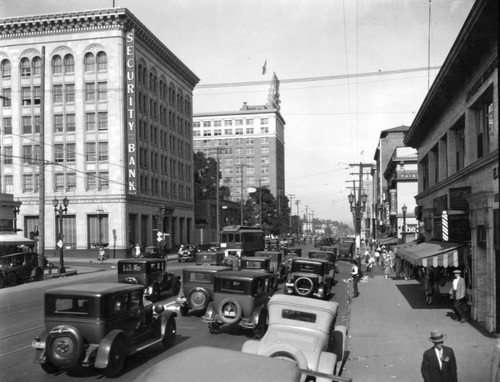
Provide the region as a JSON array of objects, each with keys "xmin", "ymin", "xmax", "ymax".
[
  {"xmin": 194, "ymin": 126, "xmax": 270, "ymax": 136},
  {"xmin": 193, "ymin": 138, "xmax": 269, "ymax": 147},
  {"xmin": 193, "ymin": 118, "xmax": 269, "ymax": 128},
  {"xmin": 137, "ymin": 175, "xmax": 192, "ymax": 201},
  {"xmin": 0, "ymin": 52, "xmax": 107, "ymax": 79}
]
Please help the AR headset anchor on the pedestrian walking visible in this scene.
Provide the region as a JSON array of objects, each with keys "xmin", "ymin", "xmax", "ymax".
[
  {"xmin": 384, "ymin": 260, "xmax": 391, "ymax": 279},
  {"xmin": 98, "ymin": 246, "xmax": 106, "ymax": 263},
  {"xmin": 421, "ymin": 330, "xmax": 457, "ymax": 382},
  {"xmin": 350, "ymin": 259, "xmax": 360, "ymax": 297},
  {"xmin": 135, "ymin": 243, "xmax": 142, "ymax": 258},
  {"xmin": 374, "ymin": 246, "xmax": 381, "ymax": 266},
  {"xmin": 366, "ymin": 255, "xmax": 375, "ymax": 276},
  {"xmin": 424, "ymin": 267, "xmax": 435, "ymax": 304},
  {"xmin": 449, "ymin": 269, "xmax": 468, "ymax": 322}
]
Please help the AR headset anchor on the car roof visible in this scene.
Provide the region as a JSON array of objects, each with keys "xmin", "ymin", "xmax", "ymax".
[
  {"xmin": 136, "ymin": 346, "xmax": 300, "ymax": 382},
  {"xmin": 46, "ymin": 282, "xmax": 144, "ymax": 296},
  {"xmin": 255, "ymin": 251, "xmax": 281, "ymax": 255},
  {"xmin": 268, "ymin": 294, "xmax": 339, "ymax": 314},
  {"xmin": 292, "ymin": 258, "xmax": 330, "ymax": 264},
  {"xmin": 309, "ymin": 251, "xmax": 335, "ymax": 256},
  {"xmin": 183, "ymin": 265, "xmax": 231, "ymax": 273},
  {"xmin": 241, "ymin": 256, "xmax": 269, "ymax": 261},
  {"xmin": 118, "ymin": 258, "xmax": 165, "ymax": 264},
  {"xmin": 215, "ymin": 270, "xmax": 273, "ymax": 280}
]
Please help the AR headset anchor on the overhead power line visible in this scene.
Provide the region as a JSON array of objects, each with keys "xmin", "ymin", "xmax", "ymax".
[{"xmin": 195, "ymin": 66, "xmax": 442, "ymax": 89}]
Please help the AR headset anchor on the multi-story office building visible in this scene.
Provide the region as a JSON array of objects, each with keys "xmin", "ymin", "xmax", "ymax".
[
  {"xmin": 193, "ymin": 74, "xmax": 285, "ymax": 205},
  {"xmin": 0, "ymin": 8, "xmax": 199, "ymax": 257},
  {"xmin": 404, "ymin": 0, "xmax": 498, "ymax": 332}
]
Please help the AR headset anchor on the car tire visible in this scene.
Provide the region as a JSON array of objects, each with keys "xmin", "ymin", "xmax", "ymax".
[
  {"xmin": 217, "ymin": 298, "xmax": 242, "ymax": 325},
  {"xmin": 104, "ymin": 337, "xmax": 126, "ymax": 378},
  {"xmin": 162, "ymin": 318, "xmax": 176, "ymax": 349},
  {"xmin": 0, "ymin": 275, "xmax": 6, "ymax": 289},
  {"xmin": 6, "ymin": 272, "xmax": 18, "ymax": 286},
  {"xmin": 180, "ymin": 306, "xmax": 189, "ymax": 316},
  {"xmin": 253, "ymin": 310, "xmax": 268, "ymax": 339},
  {"xmin": 188, "ymin": 289, "xmax": 209, "ymax": 311},
  {"xmin": 34, "ymin": 267, "xmax": 43, "ymax": 281},
  {"xmin": 40, "ymin": 358, "xmax": 60, "ymax": 374},
  {"xmin": 294, "ymin": 276, "xmax": 314, "ymax": 296},
  {"xmin": 46, "ymin": 325, "xmax": 85, "ymax": 368}
]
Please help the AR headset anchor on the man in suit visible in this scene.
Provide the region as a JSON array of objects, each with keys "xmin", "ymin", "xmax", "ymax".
[
  {"xmin": 350, "ymin": 259, "xmax": 360, "ymax": 297},
  {"xmin": 421, "ymin": 330, "xmax": 457, "ymax": 382},
  {"xmin": 449, "ymin": 269, "xmax": 467, "ymax": 322}
]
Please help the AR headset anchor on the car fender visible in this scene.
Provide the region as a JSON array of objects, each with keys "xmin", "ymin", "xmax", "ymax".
[
  {"xmin": 332, "ymin": 325, "xmax": 347, "ymax": 371},
  {"xmin": 316, "ymin": 351, "xmax": 337, "ymax": 375},
  {"xmin": 264, "ymin": 344, "xmax": 308, "ymax": 370},
  {"xmin": 203, "ymin": 302, "xmax": 216, "ymax": 321},
  {"xmin": 241, "ymin": 339, "xmax": 260, "ymax": 354},
  {"xmin": 159, "ymin": 310, "xmax": 177, "ymax": 337},
  {"xmin": 94, "ymin": 330, "xmax": 128, "ymax": 369},
  {"xmin": 250, "ymin": 305, "xmax": 267, "ymax": 326}
]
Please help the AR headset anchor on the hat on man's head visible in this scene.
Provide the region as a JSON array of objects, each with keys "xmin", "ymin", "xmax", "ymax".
[
  {"xmin": 429, "ymin": 330, "xmax": 446, "ymax": 343},
  {"xmin": 453, "ymin": 269, "xmax": 462, "ymax": 274}
]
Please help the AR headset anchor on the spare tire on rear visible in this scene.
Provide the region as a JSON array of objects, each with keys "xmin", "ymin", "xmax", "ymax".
[{"xmin": 46, "ymin": 325, "xmax": 85, "ymax": 368}]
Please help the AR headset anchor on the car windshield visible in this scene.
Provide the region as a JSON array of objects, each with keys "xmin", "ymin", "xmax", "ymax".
[
  {"xmin": 281, "ymin": 309, "xmax": 317, "ymax": 323},
  {"xmin": 291, "ymin": 261, "xmax": 324, "ymax": 274}
]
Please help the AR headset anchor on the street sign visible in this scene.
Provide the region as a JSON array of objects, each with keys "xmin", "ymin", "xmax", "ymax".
[
  {"xmin": 157, "ymin": 231, "xmax": 163, "ymax": 242},
  {"xmin": 57, "ymin": 240, "xmax": 63, "ymax": 248}
]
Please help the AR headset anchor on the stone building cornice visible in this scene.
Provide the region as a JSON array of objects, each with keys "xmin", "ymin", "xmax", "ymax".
[{"xmin": 0, "ymin": 7, "xmax": 199, "ymax": 87}]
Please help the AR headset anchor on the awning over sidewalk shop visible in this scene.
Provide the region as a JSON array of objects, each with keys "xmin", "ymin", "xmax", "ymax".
[
  {"xmin": 397, "ymin": 241, "xmax": 465, "ymax": 268},
  {"xmin": 378, "ymin": 236, "xmax": 398, "ymax": 245},
  {"xmin": 0, "ymin": 233, "xmax": 35, "ymax": 245}
]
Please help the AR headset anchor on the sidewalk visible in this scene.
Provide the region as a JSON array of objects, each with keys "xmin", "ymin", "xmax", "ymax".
[{"xmin": 342, "ymin": 268, "xmax": 498, "ymax": 381}]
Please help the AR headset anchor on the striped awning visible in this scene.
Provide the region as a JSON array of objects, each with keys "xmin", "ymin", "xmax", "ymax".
[
  {"xmin": 397, "ymin": 241, "xmax": 465, "ymax": 268},
  {"xmin": 0, "ymin": 233, "xmax": 35, "ymax": 245}
]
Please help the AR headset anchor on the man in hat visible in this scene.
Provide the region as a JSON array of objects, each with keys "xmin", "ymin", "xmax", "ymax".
[
  {"xmin": 350, "ymin": 259, "xmax": 360, "ymax": 297},
  {"xmin": 449, "ymin": 269, "xmax": 467, "ymax": 322},
  {"xmin": 421, "ymin": 330, "xmax": 457, "ymax": 382}
]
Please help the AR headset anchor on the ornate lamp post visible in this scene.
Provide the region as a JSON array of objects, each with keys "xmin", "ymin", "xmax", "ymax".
[
  {"xmin": 12, "ymin": 205, "xmax": 20, "ymax": 232},
  {"xmin": 53, "ymin": 197, "xmax": 69, "ymax": 273},
  {"xmin": 348, "ymin": 192, "xmax": 368, "ymax": 246},
  {"xmin": 401, "ymin": 204, "xmax": 407, "ymax": 244}
]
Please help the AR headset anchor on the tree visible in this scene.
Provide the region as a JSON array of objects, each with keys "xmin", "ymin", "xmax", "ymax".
[
  {"xmin": 193, "ymin": 151, "xmax": 230, "ymax": 200},
  {"xmin": 243, "ymin": 187, "xmax": 286, "ymax": 236}
]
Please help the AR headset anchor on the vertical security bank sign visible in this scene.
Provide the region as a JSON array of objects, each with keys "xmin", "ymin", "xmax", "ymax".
[{"xmin": 126, "ymin": 29, "xmax": 137, "ymax": 194}]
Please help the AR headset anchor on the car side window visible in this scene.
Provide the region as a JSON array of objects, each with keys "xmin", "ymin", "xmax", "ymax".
[
  {"xmin": 130, "ymin": 291, "xmax": 142, "ymax": 311},
  {"xmin": 112, "ymin": 293, "xmax": 129, "ymax": 316}
]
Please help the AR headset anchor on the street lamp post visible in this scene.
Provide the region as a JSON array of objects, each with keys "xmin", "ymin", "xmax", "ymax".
[
  {"xmin": 402, "ymin": 204, "xmax": 407, "ymax": 244},
  {"xmin": 53, "ymin": 197, "xmax": 69, "ymax": 274},
  {"xmin": 159, "ymin": 206, "xmax": 166, "ymax": 255},
  {"xmin": 348, "ymin": 192, "xmax": 367, "ymax": 246},
  {"xmin": 96, "ymin": 208, "xmax": 103, "ymax": 250},
  {"xmin": 12, "ymin": 205, "xmax": 20, "ymax": 232}
]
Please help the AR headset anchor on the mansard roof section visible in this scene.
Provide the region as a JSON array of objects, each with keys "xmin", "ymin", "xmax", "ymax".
[
  {"xmin": 405, "ymin": 0, "xmax": 497, "ymax": 148},
  {"xmin": 0, "ymin": 7, "xmax": 199, "ymax": 87}
]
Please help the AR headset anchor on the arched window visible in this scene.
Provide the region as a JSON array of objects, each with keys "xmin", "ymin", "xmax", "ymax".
[
  {"xmin": 96, "ymin": 52, "xmax": 107, "ymax": 71},
  {"xmin": 20, "ymin": 57, "xmax": 31, "ymax": 77},
  {"xmin": 84, "ymin": 52, "xmax": 95, "ymax": 72},
  {"xmin": 32, "ymin": 57, "xmax": 42, "ymax": 76},
  {"xmin": 52, "ymin": 55, "xmax": 62, "ymax": 74},
  {"xmin": 64, "ymin": 54, "xmax": 74, "ymax": 74},
  {"xmin": 1, "ymin": 60, "xmax": 11, "ymax": 78}
]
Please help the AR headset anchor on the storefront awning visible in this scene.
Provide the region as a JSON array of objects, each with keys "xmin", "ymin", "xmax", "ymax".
[
  {"xmin": 397, "ymin": 241, "xmax": 465, "ymax": 267},
  {"xmin": 0, "ymin": 233, "xmax": 35, "ymax": 245},
  {"xmin": 378, "ymin": 236, "xmax": 398, "ymax": 245}
]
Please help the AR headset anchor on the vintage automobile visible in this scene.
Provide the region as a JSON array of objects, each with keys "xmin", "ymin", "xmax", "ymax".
[
  {"xmin": 178, "ymin": 244, "xmax": 199, "ymax": 262},
  {"xmin": 32, "ymin": 283, "xmax": 177, "ymax": 377},
  {"xmin": 117, "ymin": 258, "xmax": 181, "ymax": 302},
  {"xmin": 135, "ymin": 346, "xmax": 303, "ymax": 382},
  {"xmin": 255, "ymin": 250, "xmax": 287, "ymax": 282},
  {"xmin": 308, "ymin": 250, "xmax": 338, "ymax": 275},
  {"xmin": 195, "ymin": 250, "xmax": 225, "ymax": 266},
  {"xmin": 143, "ymin": 245, "xmax": 163, "ymax": 259},
  {"xmin": 202, "ymin": 271, "xmax": 275, "ymax": 339},
  {"xmin": 285, "ymin": 258, "xmax": 334, "ymax": 300},
  {"xmin": 0, "ymin": 252, "xmax": 44, "ymax": 288},
  {"xmin": 242, "ymin": 294, "xmax": 347, "ymax": 381},
  {"xmin": 176, "ymin": 265, "xmax": 231, "ymax": 316},
  {"xmin": 338, "ymin": 240, "xmax": 354, "ymax": 260}
]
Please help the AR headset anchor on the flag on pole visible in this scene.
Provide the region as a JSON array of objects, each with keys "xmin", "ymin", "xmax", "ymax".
[{"xmin": 262, "ymin": 60, "xmax": 267, "ymax": 75}]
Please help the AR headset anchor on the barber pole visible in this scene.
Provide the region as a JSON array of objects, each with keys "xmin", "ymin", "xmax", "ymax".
[{"xmin": 442, "ymin": 210, "xmax": 448, "ymax": 241}]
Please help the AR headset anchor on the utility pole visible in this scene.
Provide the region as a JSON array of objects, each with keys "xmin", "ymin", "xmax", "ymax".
[
  {"xmin": 236, "ymin": 163, "xmax": 248, "ymax": 225},
  {"xmin": 347, "ymin": 162, "xmax": 373, "ymax": 249},
  {"xmin": 295, "ymin": 200, "xmax": 301, "ymax": 237}
]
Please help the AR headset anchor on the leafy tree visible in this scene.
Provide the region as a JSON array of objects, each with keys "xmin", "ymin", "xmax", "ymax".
[
  {"xmin": 243, "ymin": 188, "xmax": 288, "ymax": 236},
  {"xmin": 193, "ymin": 151, "xmax": 230, "ymax": 199}
]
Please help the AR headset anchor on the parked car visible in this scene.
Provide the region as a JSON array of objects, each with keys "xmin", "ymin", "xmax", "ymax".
[
  {"xmin": 308, "ymin": 250, "xmax": 338, "ymax": 275},
  {"xmin": 176, "ymin": 265, "xmax": 231, "ymax": 316},
  {"xmin": 135, "ymin": 346, "xmax": 303, "ymax": 382},
  {"xmin": 178, "ymin": 244, "xmax": 199, "ymax": 262},
  {"xmin": 117, "ymin": 258, "xmax": 181, "ymax": 302},
  {"xmin": 242, "ymin": 294, "xmax": 347, "ymax": 381},
  {"xmin": 0, "ymin": 252, "xmax": 44, "ymax": 288},
  {"xmin": 338, "ymin": 240, "xmax": 354, "ymax": 260},
  {"xmin": 202, "ymin": 271, "xmax": 275, "ymax": 339},
  {"xmin": 143, "ymin": 245, "xmax": 162, "ymax": 258},
  {"xmin": 195, "ymin": 250, "xmax": 225, "ymax": 266},
  {"xmin": 32, "ymin": 283, "xmax": 177, "ymax": 377},
  {"xmin": 255, "ymin": 250, "xmax": 287, "ymax": 282},
  {"xmin": 285, "ymin": 258, "xmax": 334, "ymax": 300}
]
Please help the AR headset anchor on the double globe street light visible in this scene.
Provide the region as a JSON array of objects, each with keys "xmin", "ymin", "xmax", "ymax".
[
  {"xmin": 53, "ymin": 196, "xmax": 69, "ymax": 273},
  {"xmin": 348, "ymin": 192, "xmax": 368, "ymax": 241}
]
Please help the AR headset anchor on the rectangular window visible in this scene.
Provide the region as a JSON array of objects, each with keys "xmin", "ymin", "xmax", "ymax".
[
  {"xmin": 87, "ymin": 173, "xmax": 97, "ymax": 190},
  {"xmin": 246, "ymin": 119, "xmax": 254, "ymax": 125},
  {"xmin": 260, "ymin": 118, "xmax": 268, "ymax": 124},
  {"xmin": 261, "ymin": 166, "xmax": 269, "ymax": 174},
  {"xmin": 224, "ymin": 120, "xmax": 233, "ymax": 126},
  {"xmin": 261, "ymin": 146, "xmax": 269, "ymax": 154},
  {"xmin": 214, "ymin": 120, "xmax": 222, "ymax": 127},
  {"xmin": 421, "ymin": 155, "xmax": 429, "ymax": 190},
  {"xmin": 22, "ymin": 116, "xmax": 32, "ymax": 134},
  {"xmin": 99, "ymin": 172, "xmax": 109, "ymax": 190},
  {"xmin": 98, "ymin": 142, "xmax": 108, "ymax": 161},
  {"xmin": 53, "ymin": 85, "xmax": 63, "ymax": 103},
  {"xmin": 214, "ymin": 129, "xmax": 222, "ymax": 136},
  {"xmin": 66, "ymin": 114, "xmax": 75, "ymax": 132},
  {"xmin": 3, "ymin": 146, "xmax": 13, "ymax": 164},
  {"xmin": 67, "ymin": 173, "xmax": 76, "ymax": 191},
  {"xmin": 4, "ymin": 175, "xmax": 13, "ymax": 193},
  {"xmin": 33, "ymin": 116, "xmax": 41, "ymax": 134},
  {"xmin": 246, "ymin": 128, "xmax": 254, "ymax": 134},
  {"xmin": 235, "ymin": 119, "xmax": 243, "ymax": 126},
  {"xmin": 3, "ymin": 117, "xmax": 12, "ymax": 134},
  {"xmin": 22, "ymin": 87, "xmax": 31, "ymax": 105},
  {"xmin": 454, "ymin": 120, "xmax": 465, "ymax": 172},
  {"xmin": 246, "ymin": 147, "xmax": 254, "ymax": 155},
  {"xmin": 97, "ymin": 82, "xmax": 107, "ymax": 101},
  {"xmin": 86, "ymin": 143, "xmax": 96, "ymax": 161},
  {"xmin": 54, "ymin": 173, "xmax": 64, "ymax": 192},
  {"xmin": 193, "ymin": 130, "xmax": 201, "ymax": 136},
  {"xmin": 86, "ymin": 113, "xmax": 96, "ymax": 131},
  {"xmin": 193, "ymin": 121, "xmax": 201, "ymax": 128},
  {"xmin": 33, "ymin": 86, "xmax": 41, "ymax": 105},
  {"xmin": 224, "ymin": 129, "xmax": 233, "ymax": 135},
  {"xmin": 65, "ymin": 84, "xmax": 75, "ymax": 103},
  {"xmin": 98, "ymin": 112, "xmax": 107, "ymax": 130},
  {"xmin": 66, "ymin": 143, "xmax": 76, "ymax": 162},
  {"xmin": 34, "ymin": 145, "xmax": 40, "ymax": 164},
  {"xmin": 85, "ymin": 83, "xmax": 96, "ymax": 102},
  {"xmin": 203, "ymin": 121, "xmax": 211, "ymax": 127},
  {"xmin": 54, "ymin": 115, "xmax": 64, "ymax": 133},
  {"xmin": 477, "ymin": 99, "xmax": 493, "ymax": 159},
  {"xmin": 261, "ymin": 126, "xmax": 269, "ymax": 133},
  {"xmin": 2, "ymin": 89, "xmax": 11, "ymax": 106},
  {"xmin": 23, "ymin": 175, "xmax": 34, "ymax": 192},
  {"xmin": 54, "ymin": 144, "xmax": 64, "ymax": 163},
  {"xmin": 235, "ymin": 128, "xmax": 243, "ymax": 135},
  {"xmin": 261, "ymin": 157, "xmax": 269, "ymax": 164},
  {"xmin": 22, "ymin": 145, "xmax": 33, "ymax": 164}
]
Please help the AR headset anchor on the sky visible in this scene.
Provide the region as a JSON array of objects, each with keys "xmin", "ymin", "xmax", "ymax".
[{"xmin": 0, "ymin": 0, "xmax": 476, "ymax": 226}]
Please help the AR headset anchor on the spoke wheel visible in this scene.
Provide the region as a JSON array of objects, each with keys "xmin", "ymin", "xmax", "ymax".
[
  {"xmin": 105, "ymin": 339, "xmax": 126, "ymax": 378},
  {"xmin": 162, "ymin": 318, "xmax": 176, "ymax": 349}
]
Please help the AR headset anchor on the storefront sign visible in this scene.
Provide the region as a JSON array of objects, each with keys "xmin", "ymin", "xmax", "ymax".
[
  {"xmin": 398, "ymin": 170, "xmax": 418, "ymax": 179},
  {"xmin": 449, "ymin": 187, "xmax": 470, "ymax": 212},
  {"xmin": 126, "ymin": 29, "xmax": 137, "ymax": 194}
]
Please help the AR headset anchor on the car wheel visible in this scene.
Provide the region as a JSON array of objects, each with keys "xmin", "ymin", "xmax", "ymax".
[
  {"xmin": 6, "ymin": 272, "xmax": 18, "ymax": 286},
  {"xmin": 294, "ymin": 276, "xmax": 314, "ymax": 296},
  {"xmin": 208, "ymin": 323, "xmax": 220, "ymax": 334},
  {"xmin": 34, "ymin": 267, "xmax": 44, "ymax": 281},
  {"xmin": 162, "ymin": 318, "xmax": 176, "ymax": 349},
  {"xmin": 40, "ymin": 358, "xmax": 60, "ymax": 374},
  {"xmin": 104, "ymin": 338, "xmax": 126, "ymax": 378},
  {"xmin": 0, "ymin": 275, "xmax": 6, "ymax": 289},
  {"xmin": 268, "ymin": 348, "xmax": 308, "ymax": 371},
  {"xmin": 46, "ymin": 325, "xmax": 85, "ymax": 369},
  {"xmin": 217, "ymin": 298, "xmax": 242, "ymax": 325},
  {"xmin": 172, "ymin": 279, "xmax": 181, "ymax": 296},
  {"xmin": 180, "ymin": 306, "xmax": 189, "ymax": 316},
  {"xmin": 189, "ymin": 289, "xmax": 209, "ymax": 311},
  {"xmin": 253, "ymin": 310, "xmax": 268, "ymax": 339}
]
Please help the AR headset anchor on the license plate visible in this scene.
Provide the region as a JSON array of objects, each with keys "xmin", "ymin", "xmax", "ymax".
[{"xmin": 32, "ymin": 340, "xmax": 45, "ymax": 349}]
